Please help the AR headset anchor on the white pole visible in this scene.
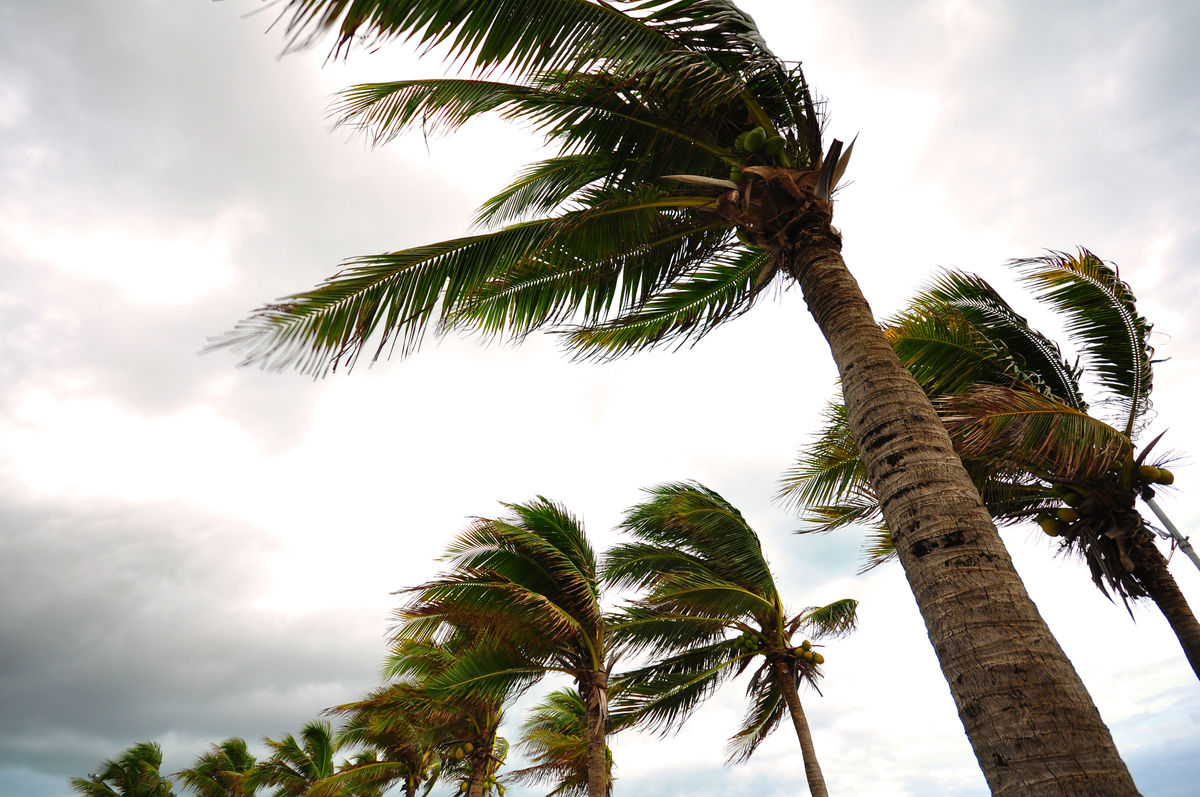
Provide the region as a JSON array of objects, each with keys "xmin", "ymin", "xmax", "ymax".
[{"xmin": 1144, "ymin": 495, "xmax": 1200, "ymax": 573}]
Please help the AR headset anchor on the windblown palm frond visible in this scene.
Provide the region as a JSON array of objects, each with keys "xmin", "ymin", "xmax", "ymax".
[
  {"xmin": 1013, "ymin": 248, "xmax": 1153, "ymax": 433},
  {"xmin": 939, "ymin": 385, "xmax": 1132, "ymax": 481},
  {"xmin": 912, "ymin": 270, "xmax": 1086, "ymax": 407}
]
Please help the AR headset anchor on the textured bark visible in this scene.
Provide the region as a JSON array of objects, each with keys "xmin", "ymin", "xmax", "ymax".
[
  {"xmin": 774, "ymin": 659, "xmax": 828, "ymax": 797},
  {"xmin": 583, "ymin": 673, "xmax": 610, "ymax": 797},
  {"xmin": 785, "ymin": 240, "xmax": 1139, "ymax": 796},
  {"xmin": 1133, "ymin": 537, "xmax": 1200, "ymax": 681}
]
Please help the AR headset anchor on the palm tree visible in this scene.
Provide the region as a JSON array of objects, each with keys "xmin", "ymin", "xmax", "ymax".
[
  {"xmin": 175, "ymin": 738, "xmax": 257, "ymax": 797},
  {"xmin": 780, "ymin": 250, "xmax": 1200, "ymax": 681},
  {"xmin": 72, "ymin": 742, "xmax": 175, "ymax": 797},
  {"xmin": 398, "ymin": 497, "xmax": 611, "ymax": 797},
  {"xmin": 604, "ymin": 482, "xmax": 855, "ymax": 797},
  {"xmin": 213, "ymin": 2, "xmax": 1137, "ymax": 791},
  {"xmin": 508, "ymin": 688, "xmax": 612, "ymax": 797},
  {"xmin": 329, "ymin": 634, "xmax": 505, "ymax": 797},
  {"xmin": 250, "ymin": 720, "xmax": 344, "ymax": 797}
]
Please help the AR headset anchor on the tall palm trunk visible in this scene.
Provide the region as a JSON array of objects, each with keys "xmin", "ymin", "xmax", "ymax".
[
  {"xmin": 1133, "ymin": 535, "xmax": 1200, "ymax": 680},
  {"xmin": 583, "ymin": 673, "xmax": 609, "ymax": 797},
  {"xmin": 785, "ymin": 240, "xmax": 1138, "ymax": 795},
  {"xmin": 773, "ymin": 659, "xmax": 828, "ymax": 797}
]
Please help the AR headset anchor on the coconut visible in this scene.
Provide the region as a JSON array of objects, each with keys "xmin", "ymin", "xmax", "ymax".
[
  {"xmin": 744, "ymin": 127, "xmax": 767, "ymax": 153},
  {"xmin": 1156, "ymin": 468, "xmax": 1175, "ymax": 485},
  {"xmin": 1139, "ymin": 465, "xmax": 1161, "ymax": 483},
  {"xmin": 1055, "ymin": 508, "xmax": 1080, "ymax": 523},
  {"xmin": 813, "ymin": 652, "xmax": 825, "ymax": 665},
  {"xmin": 800, "ymin": 639, "xmax": 812, "ymax": 651},
  {"xmin": 1037, "ymin": 515, "xmax": 1066, "ymax": 537},
  {"xmin": 761, "ymin": 135, "xmax": 786, "ymax": 159},
  {"xmin": 463, "ymin": 742, "xmax": 474, "ymax": 754}
]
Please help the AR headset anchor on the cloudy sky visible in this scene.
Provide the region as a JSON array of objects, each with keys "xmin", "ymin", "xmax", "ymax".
[{"xmin": 2, "ymin": 1, "xmax": 1198, "ymax": 795}]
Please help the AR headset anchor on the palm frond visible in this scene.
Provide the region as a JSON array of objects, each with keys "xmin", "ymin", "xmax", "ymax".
[
  {"xmin": 912, "ymin": 270, "xmax": 1086, "ymax": 408},
  {"xmin": 796, "ymin": 598, "xmax": 859, "ymax": 639},
  {"xmin": 476, "ymin": 152, "xmax": 617, "ymax": 225},
  {"xmin": 776, "ymin": 402, "xmax": 867, "ymax": 515},
  {"xmin": 616, "ymin": 481, "xmax": 778, "ymax": 594},
  {"xmin": 940, "ymin": 385, "xmax": 1133, "ymax": 481},
  {"xmin": 1013, "ymin": 248, "xmax": 1153, "ymax": 433},
  {"xmin": 724, "ymin": 671, "xmax": 785, "ymax": 764},
  {"xmin": 565, "ymin": 246, "xmax": 774, "ymax": 359}
]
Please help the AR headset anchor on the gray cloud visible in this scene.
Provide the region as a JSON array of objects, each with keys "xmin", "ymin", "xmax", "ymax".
[{"xmin": 0, "ymin": 492, "xmax": 385, "ymax": 781}]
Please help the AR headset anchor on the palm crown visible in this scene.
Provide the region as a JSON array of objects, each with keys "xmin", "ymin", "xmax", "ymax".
[
  {"xmin": 174, "ymin": 738, "xmax": 256, "ymax": 797},
  {"xmin": 71, "ymin": 742, "xmax": 175, "ymax": 797},
  {"xmin": 214, "ymin": 1, "xmax": 852, "ymax": 374},
  {"xmin": 780, "ymin": 250, "xmax": 1200, "ymax": 679}
]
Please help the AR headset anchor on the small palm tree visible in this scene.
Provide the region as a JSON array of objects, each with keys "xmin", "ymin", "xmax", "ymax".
[
  {"xmin": 399, "ymin": 498, "xmax": 611, "ymax": 797},
  {"xmin": 174, "ymin": 738, "xmax": 256, "ymax": 797},
  {"xmin": 71, "ymin": 742, "xmax": 175, "ymax": 797},
  {"xmin": 508, "ymin": 688, "xmax": 612, "ymax": 797},
  {"xmin": 604, "ymin": 482, "xmax": 856, "ymax": 797},
  {"xmin": 250, "ymin": 720, "xmax": 343, "ymax": 797},
  {"xmin": 781, "ymin": 250, "xmax": 1200, "ymax": 680},
  {"xmin": 330, "ymin": 633, "xmax": 505, "ymax": 797}
]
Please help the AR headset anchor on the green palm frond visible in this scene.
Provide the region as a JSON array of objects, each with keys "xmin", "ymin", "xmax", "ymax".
[
  {"xmin": 940, "ymin": 385, "xmax": 1133, "ymax": 481},
  {"xmin": 912, "ymin": 270, "xmax": 1086, "ymax": 407},
  {"xmin": 610, "ymin": 645, "xmax": 741, "ymax": 734},
  {"xmin": 211, "ymin": 192, "xmax": 725, "ymax": 374},
  {"xmin": 477, "ymin": 153, "xmax": 617, "ymax": 226},
  {"xmin": 616, "ymin": 481, "xmax": 777, "ymax": 594},
  {"xmin": 565, "ymin": 246, "xmax": 774, "ymax": 360},
  {"xmin": 795, "ymin": 598, "xmax": 859, "ymax": 639},
  {"xmin": 605, "ymin": 603, "xmax": 729, "ymax": 656},
  {"xmin": 724, "ymin": 670, "xmax": 785, "ymax": 764},
  {"xmin": 775, "ymin": 402, "xmax": 867, "ymax": 515},
  {"xmin": 1013, "ymin": 248, "xmax": 1153, "ymax": 433}
]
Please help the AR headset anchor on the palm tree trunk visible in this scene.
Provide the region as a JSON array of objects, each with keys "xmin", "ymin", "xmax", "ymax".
[
  {"xmin": 1133, "ymin": 534, "xmax": 1200, "ymax": 681},
  {"xmin": 784, "ymin": 240, "xmax": 1138, "ymax": 795},
  {"xmin": 583, "ymin": 673, "xmax": 610, "ymax": 797},
  {"xmin": 466, "ymin": 740, "xmax": 490, "ymax": 797},
  {"xmin": 773, "ymin": 659, "xmax": 828, "ymax": 797}
]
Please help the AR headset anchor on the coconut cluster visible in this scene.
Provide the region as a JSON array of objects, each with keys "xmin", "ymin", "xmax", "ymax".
[
  {"xmin": 457, "ymin": 775, "xmax": 504, "ymax": 795},
  {"xmin": 1037, "ymin": 466, "xmax": 1174, "ymax": 538},
  {"xmin": 730, "ymin": 125, "xmax": 793, "ymax": 184},
  {"xmin": 795, "ymin": 639, "xmax": 825, "ymax": 665},
  {"xmin": 732, "ymin": 631, "xmax": 764, "ymax": 654}
]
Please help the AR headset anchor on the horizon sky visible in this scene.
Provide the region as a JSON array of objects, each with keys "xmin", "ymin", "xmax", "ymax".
[{"xmin": 2, "ymin": 1, "xmax": 1199, "ymax": 796}]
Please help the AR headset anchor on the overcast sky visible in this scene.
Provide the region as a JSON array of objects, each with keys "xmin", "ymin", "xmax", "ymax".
[{"xmin": 2, "ymin": 1, "xmax": 1199, "ymax": 796}]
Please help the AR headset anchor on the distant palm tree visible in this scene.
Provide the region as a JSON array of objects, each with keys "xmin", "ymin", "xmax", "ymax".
[
  {"xmin": 399, "ymin": 498, "xmax": 611, "ymax": 797},
  {"xmin": 604, "ymin": 482, "xmax": 855, "ymax": 797},
  {"xmin": 175, "ymin": 738, "xmax": 256, "ymax": 797},
  {"xmin": 509, "ymin": 688, "xmax": 612, "ymax": 797},
  {"xmin": 330, "ymin": 634, "xmax": 504, "ymax": 797},
  {"xmin": 71, "ymin": 742, "xmax": 175, "ymax": 797},
  {"xmin": 780, "ymin": 250, "xmax": 1200, "ymax": 680},
  {"xmin": 250, "ymin": 720, "xmax": 343, "ymax": 797},
  {"xmin": 215, "ymin": 2, "xmax": 1139, "ymax": 792}
]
